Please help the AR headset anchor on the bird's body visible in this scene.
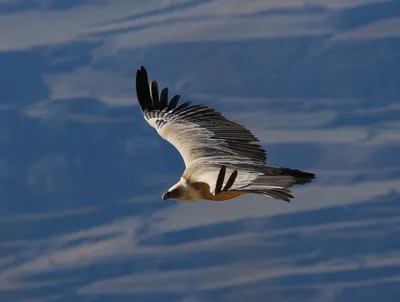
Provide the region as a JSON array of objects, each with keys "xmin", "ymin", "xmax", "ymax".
[{"xmin": 136, "ymin": 66, "xmax": 315, "ymax": 202}]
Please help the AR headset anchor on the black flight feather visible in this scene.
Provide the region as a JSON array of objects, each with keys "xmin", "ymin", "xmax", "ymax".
[
  {"xmin": 160, "ymin": 87, "xmax": 169, "ymax": 109},
  {"xmin": 215, "ymin": 165, "xmax": 226, "ymax": 194},
  {"xmin": 136, "ymin": 66, "xmax": 153, "ymax": 112},
  {"xmin": 150, "ymin": 80, "xmax": 160, "ymax": 110},
  {"xmin": 223, "ymin": 170, "xmax": 238, "ymax": 191},
  {"xmin": 167, "ymin": 95, "xmax": 180, "ymax": 111}
]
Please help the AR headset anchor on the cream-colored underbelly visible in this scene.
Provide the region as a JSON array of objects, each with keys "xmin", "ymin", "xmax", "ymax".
[{"xmin": 191, "ymin": 181, "xmax": 247, "ymax": 201}]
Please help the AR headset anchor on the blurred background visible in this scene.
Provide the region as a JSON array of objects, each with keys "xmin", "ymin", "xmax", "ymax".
[{"xmin": 1, "ymin": 0, "xmax": 400, "ymax": 301}]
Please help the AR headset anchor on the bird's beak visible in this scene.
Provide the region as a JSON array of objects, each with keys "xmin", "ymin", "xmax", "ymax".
[{"xmin": 162, "ymin": 192, "xmax": 170, "ymax": 200}]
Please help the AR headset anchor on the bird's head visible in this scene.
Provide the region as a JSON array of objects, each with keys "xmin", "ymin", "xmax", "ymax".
[
  {"xmin": 162, "ymin": 179, "xmax": 202, "ymax": 201},
  {"xmin": 162, "ymin": 186, "xmax": 184, "ymax": 200}
]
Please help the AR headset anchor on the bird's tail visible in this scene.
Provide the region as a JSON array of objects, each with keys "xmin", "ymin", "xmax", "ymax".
[
  {"xmin": 278, "ymin": 167, "xmax": 316, "ymax": 185},
  {"xmin": 238, "ymin": 167, "xmax": 315, "ymax": 202}
]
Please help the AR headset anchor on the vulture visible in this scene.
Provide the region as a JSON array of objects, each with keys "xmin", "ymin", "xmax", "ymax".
[{"xmin": 136, "ymin": 66, "xmax": 315, "ymax": 202}]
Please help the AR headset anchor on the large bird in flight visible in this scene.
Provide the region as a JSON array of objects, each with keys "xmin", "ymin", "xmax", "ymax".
[{"xmin": 136, "ymin": 66, "xmax": 315, "ymax": 202}]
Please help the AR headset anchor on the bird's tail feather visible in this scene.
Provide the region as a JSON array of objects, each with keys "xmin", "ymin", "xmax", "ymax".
[
  {"xmin": 237, "ymin": 167, "xmax": 315, "ymax": 202},
  {"xmin": 278, "ymin": 167, "xmax": 315, "ymax": 185},
  {"xmin": 241, "ymin": 187, "xmax": 294, "ymax": 202}
]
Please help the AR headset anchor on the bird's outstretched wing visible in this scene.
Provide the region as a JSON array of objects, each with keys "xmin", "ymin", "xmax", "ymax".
[{"xmin": 136, "ymin": 66, "xmax": 266, "ymax": 168}]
